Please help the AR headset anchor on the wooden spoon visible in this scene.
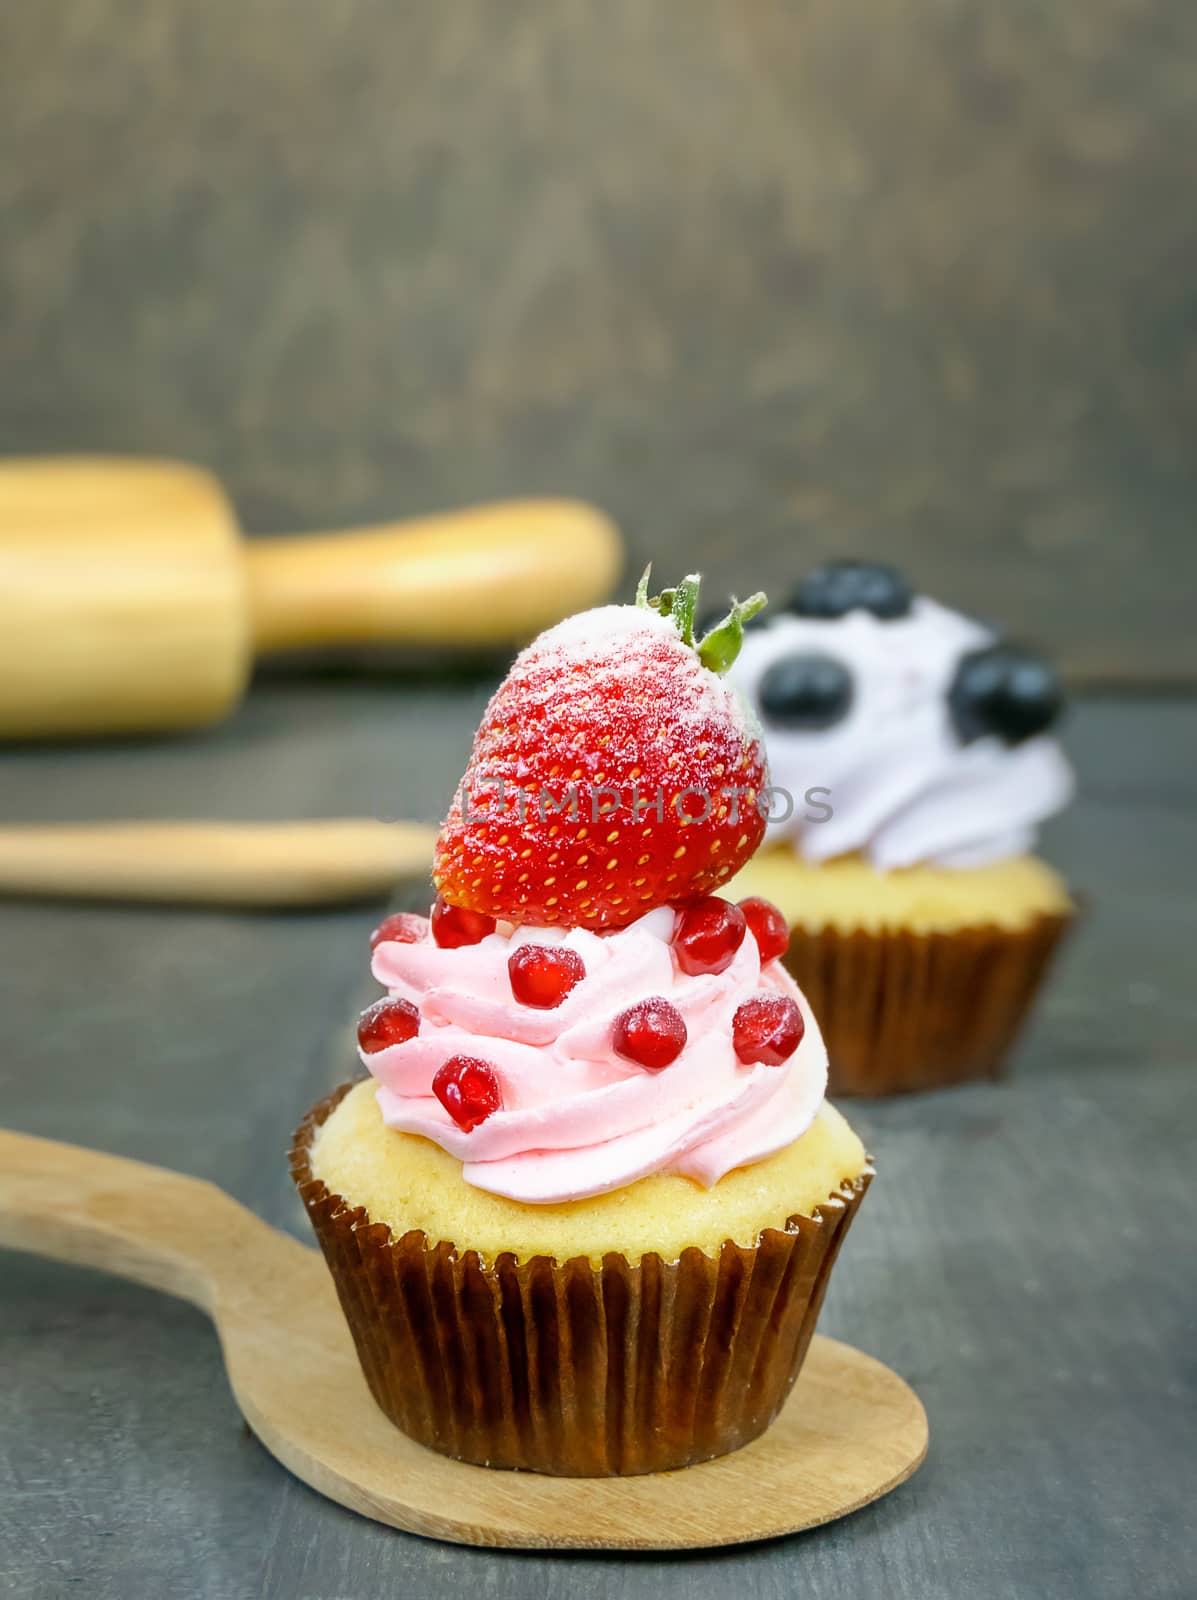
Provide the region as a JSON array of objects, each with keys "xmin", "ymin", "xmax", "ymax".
[
  {"xmin": 0, "ymin": 1125, "xmax": 927, "ymax": 1549},
  {"xmin": 0, "ymin": 820, "xmax": 437, "ymax": 907},
  {"xmin": 0, "ymin": 457, "xmax": 622, "ymax": 739}
]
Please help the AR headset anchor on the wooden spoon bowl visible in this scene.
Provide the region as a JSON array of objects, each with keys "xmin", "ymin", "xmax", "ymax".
[{"xmin": 0, "ymin": 1126, "xmax": 926, "ymax": 1550}]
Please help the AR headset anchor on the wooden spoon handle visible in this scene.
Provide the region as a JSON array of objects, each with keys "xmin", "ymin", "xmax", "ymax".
[
  {"xmin": 0, "ymin": 1127, "xmax": 263, "ymax": 1310},
  {"xmin": 0, "ymin": 820, "xmax": 437, "ymax": 907},
  {"xmin": 245, "ymin": 499, "xmax": 622, "ymax": 653}
]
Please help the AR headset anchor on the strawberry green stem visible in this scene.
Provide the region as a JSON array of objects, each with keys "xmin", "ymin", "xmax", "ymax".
[
  {"xmin": 696, "ymin": 592, "xmax": 767, "ymax": 672},
  {"xmin": 635, "ymin": 565, "xmax": 767, "ymax": 673}
]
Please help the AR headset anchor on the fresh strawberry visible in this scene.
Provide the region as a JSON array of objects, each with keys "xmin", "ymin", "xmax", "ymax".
[{"xmin": 433, "ymin": 572, "xmax": 769, "ymax": 930}]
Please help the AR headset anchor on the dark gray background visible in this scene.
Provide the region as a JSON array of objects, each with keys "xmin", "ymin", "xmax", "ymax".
[
  {"xmin": 2, "ymin": 685, "xmax": 1195, "ymax": 1598},
  {"xmin": 3, "ymin": 0, "xmax": 1197, "ymax": 682}
]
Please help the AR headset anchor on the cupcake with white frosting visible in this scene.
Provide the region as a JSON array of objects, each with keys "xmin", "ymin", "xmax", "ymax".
[
  {"xmin": 291, "ymin": 574, "xmax": 872, "ymax": 1475},
  {"xmin": 723, "ymin": 559, "xmax": 1076, "ymax": 1094}
]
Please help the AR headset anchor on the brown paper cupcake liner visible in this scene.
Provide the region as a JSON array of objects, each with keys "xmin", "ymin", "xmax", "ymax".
[
  {"xmin": 290, "ymin": 1083, "xmax": 872, "ymax": 1476},
  {"xmin": 782, "ymin": 908, "xmax": 1074, "ymax": 1096}
]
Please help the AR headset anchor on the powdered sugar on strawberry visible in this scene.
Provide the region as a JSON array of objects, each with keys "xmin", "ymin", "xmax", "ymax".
[{"xmin": 529, "ymin": 607, "xmax": 743, "ymax": 735}]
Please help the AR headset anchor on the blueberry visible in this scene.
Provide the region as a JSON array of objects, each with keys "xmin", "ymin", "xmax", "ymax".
[
  {"xmin": 790, "ymin": 560, "xmax": 913, "ymax": 621},
  {"xmin": 758, "ymin": 652, "xmax": 854, "ymax": 731},
  {"xmin": 947, "ymin": 644, "xmax": 1065, "ymax": 746}
]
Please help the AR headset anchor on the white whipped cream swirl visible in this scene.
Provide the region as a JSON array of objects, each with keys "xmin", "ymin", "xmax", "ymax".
[{"xmin": 730, "ymin": 597, "xmax": 1074, "ymax": 869}]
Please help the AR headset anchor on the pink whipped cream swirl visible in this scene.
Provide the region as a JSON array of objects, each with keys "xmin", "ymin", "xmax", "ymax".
[{"xmin": 364, "ymin": 905, "xmax": 828, "ymax": 1205}]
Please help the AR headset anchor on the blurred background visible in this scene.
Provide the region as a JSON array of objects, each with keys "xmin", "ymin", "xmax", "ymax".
[{"xmin": 3, "ymin": 0, "xmax": 1196, "ymax": 684}]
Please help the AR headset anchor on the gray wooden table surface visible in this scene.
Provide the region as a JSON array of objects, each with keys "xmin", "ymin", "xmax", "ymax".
[{"xmin": 1, "ymin": 681, "xmax": 1194, "ymax": 1599}]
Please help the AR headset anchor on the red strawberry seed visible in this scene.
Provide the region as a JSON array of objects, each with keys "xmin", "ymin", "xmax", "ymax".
[
  {"xmin": 369, "ymin": 911, "xmax": 430, "ymax": 951},
  {"xmin": 673, "ymin": 896, "xmax": 747, "ymax": 976},
  {"xmin": 612, "ymin": 997, "xmax": 688, "ymax": 1070},
  {"xmin": 508, "ymin": 944, "xmax": 586, "ymax": 1008},
  {"xmin": 737, "ymin": 896, "xmax": 790, "ymax": 964},
  {"xmin": 431, "ymin": 895, "xmax": 496, "ymax": 949},
  {"xmin": 732, "ymin": 994, "xmax": 804, "ymax": 1066},
  {"xmin": 432, "ymin": 1055, "xmax": 503, "ymax": 1131},
  {"xmin": 356, "ymin": 996, "xmax": 420, "ymax": 1054}
]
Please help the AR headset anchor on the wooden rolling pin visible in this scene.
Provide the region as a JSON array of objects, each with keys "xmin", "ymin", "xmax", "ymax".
[
  {"xmin": 0, "ymin": 457, "xmax": 622, "ymax": 739},
  {"xmin": 0, "ymin": 820, "xmax": 438, "ymax": 907}
]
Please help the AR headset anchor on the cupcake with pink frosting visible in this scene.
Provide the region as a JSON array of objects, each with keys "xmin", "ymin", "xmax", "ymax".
[{"xmin": 291, "ymin": 573, "xmax": 872, "ymax": 1476}]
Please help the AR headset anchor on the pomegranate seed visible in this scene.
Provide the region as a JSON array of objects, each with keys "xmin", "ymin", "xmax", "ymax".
[
  {"xmin": 431, "ymin": 895, "xmax": 496, "ymax": 949},
  {"xmin": 433, "ymin": 1055, "xmax": 503, "ymax": 1131},
  {"xmin": 612, "ymin": 997, "xmax": 687, "ymax": 1070},
  {"xmin": 673, "ymin": 897, "xmax": 747, "ymax": 976},
  {"xmin": 738, "ymin": 896, "xmax": 790, "ymax": 964},
  {"xmin": 357, "ymin": 997, "xmax": 420, "ymax": 1054},
  {"xmin": 369, "ymin": 911, "xmax": 429, "ymax": 951},
  {"xmin": 732, "ymin": 994, "xmax": 805, "ymax": 1066},
  {"xmin": 508, "ymin": 944, "xmax": 586, "ymax": 1009}
]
